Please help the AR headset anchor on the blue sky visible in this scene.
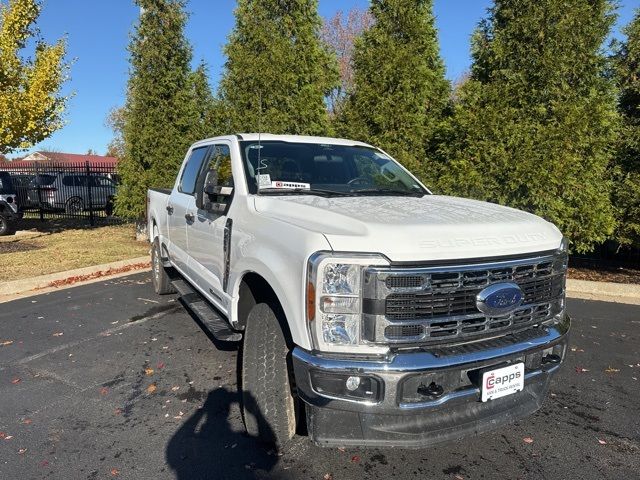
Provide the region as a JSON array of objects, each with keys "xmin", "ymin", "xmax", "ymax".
[{"xmin": 10, "ymin": 0, "xmax": 640, "ymax": 157}]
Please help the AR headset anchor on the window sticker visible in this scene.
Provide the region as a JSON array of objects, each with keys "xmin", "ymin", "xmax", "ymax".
[
  {"xmin": 258, "ymin": 174, "xmax": 272, "ymax": 188},
  {"xmin": 270, "ymin": 181, "xmax": 310, "ymax": 190}
]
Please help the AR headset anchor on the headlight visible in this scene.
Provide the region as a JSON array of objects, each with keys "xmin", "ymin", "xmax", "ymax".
[
  {"xmin": 306, "ymin": 252, "xmax": 389, "ymax": 354},
  {"xmin": 558, "ymin": 236, "xmax": 568, "ymax": 253}
]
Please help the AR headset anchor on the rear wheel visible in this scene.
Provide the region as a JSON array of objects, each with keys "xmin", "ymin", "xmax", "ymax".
[
  {"xmin": 151, "ymin": 237, "xmax": 175, "ymax": 295},
  {"xmin": 241, "ymin": 303, "xmax": 297, "ymax": 447}
]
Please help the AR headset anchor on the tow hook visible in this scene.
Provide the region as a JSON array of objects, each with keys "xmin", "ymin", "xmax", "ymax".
[{"xmin": 417, "ymin": 381, "xmax": 444, "ymax": 400}]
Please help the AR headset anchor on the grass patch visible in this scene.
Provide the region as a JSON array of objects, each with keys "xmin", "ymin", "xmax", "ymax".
[{"xmin": 0, "ymin": 222, "xmax": 149, "ymax": 282}]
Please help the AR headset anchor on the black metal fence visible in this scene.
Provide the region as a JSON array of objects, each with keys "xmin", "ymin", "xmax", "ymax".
[{"xmin": 0, "ymin": 161, "xmax": 122, "ymax": 226}]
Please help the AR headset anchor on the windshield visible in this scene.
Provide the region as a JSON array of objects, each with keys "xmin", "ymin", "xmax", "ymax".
[
  {"xmin": 0, "ymin": 173, "xmax": 15, "ymax": 194},
  {"xmin": 239, "ymin": 141, "xmax": 427, "ymax": 196}
]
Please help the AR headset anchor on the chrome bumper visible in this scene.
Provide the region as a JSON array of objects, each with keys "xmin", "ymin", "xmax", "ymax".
[{"xmin": 292, "ymin": 318, "xmax": 569, "ymax": 447}]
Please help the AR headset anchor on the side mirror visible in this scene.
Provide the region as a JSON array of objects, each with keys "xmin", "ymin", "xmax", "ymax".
[{"xmin": 197, "ymin": 169, "xmax": 234, "ymax": 214}]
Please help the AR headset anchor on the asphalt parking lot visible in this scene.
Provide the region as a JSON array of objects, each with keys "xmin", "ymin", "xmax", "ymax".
[{"xmin": 0, "ymin": 272, "xmax": 639, "ymax": 480}]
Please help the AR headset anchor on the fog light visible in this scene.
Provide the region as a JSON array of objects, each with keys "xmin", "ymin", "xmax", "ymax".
[
  {"xmin": 345, "ymin": 376, "xmax": 360, "ymax": 391},
  {"xmin": 310, "ymin": 370, "xmax": 381, "ymax": 402}
]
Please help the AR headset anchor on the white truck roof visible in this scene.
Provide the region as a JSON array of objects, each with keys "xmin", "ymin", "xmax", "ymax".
[{"xmin": 192, "ymin": 133, "xmax": 375, "ymax": 149}]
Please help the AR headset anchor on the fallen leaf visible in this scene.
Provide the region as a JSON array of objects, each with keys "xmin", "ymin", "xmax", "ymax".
[
  {"xmin": 52, "ymin": 332, "xmax": 64, "ymax": 337},
  {"xmin": 99, "ymin": 387, "xmax": 109, "ymax": 395},
  {"xmin": 605, "ymin": 366, "xmax": 620, "ymax": 373},
  {"xmin": 110, "ymin": 468, "xmax": 119, "ymax": 476},
  {"xmin": 144, "ymin": 368, "xmax": 154, "ymax": 376},
  {"xmin": 114, "ymin": 408, "xmax": 122, "ymax": 415},
  {"xmin": 18, "ymin": 448, "xmax": 27, "ymax": 454},
  {"xmin": 350, "ymin": 455, "xmax": 360, "ymax": 463},
  {"xmin": 523, "ymin": 437, "xmax": 534, "ymax": 444},
  {"xmin": 337, "ymin": 447, "xmax": 346, "ymax": 452},
  {"xmin": 598, "ymin": 438, "xmax": 607, "ymax": 445},
  {"xmin": 1, "ymin": 340, "xmax": 14, "ymax": 346},
  {"xmin": 146, "ymin": 383, "xmax": 157, "ymax": 394},
  {"xmin": 157, "ymin": 362, "xmax": 165, "ymax": 369},
  {"xmin": 0, "ymin": 432, "xmax": 5, "ymax": 439},
  {"xmin": 323, "ymin": 474, "xmax": 334, "ymax": 480},
  {"xmin": 575, "ymin": 367, "xmax": 589, "ymax": 373},
  {"xmin": 171, "ymin": 386, "xmax": 180, "ymax": 391},
  {"xmin": 11, "ymin": 378, "xmax": 21, "ymax": 384}
]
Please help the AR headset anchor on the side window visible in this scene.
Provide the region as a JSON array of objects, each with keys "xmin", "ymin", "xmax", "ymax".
[
  {"xmin": 195, "ymin": 144, "xmax": 234, "ymax": 210},
  {"xmin": 207, "ymin": 145, "xmax": 233, "ymax": 188},
  {"xmin": 62, "ymin": 176, "xmax": 75, "ymax": 187},
  {"xmin": 179, "ymin": 146, "xmax": 210, "ymax": 195}
]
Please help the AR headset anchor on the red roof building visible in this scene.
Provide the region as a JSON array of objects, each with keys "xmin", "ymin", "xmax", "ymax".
[{"xmin": 4, "ymin": 151, "xmax": 118, "ymax": 169}]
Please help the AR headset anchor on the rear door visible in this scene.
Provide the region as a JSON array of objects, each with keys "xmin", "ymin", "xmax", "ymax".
[
  {"xmin": 167, "ymin": 146, "xmax": 211, "ymax": 274},
  {"xmin": 187, "ymin": 142, "xmax": 234, "ymax": 309}
]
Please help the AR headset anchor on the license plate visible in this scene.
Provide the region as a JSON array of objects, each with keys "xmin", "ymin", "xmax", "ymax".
[{"xmin": 481, "ymin": 363, "xmax": 525, "ymax": 402}]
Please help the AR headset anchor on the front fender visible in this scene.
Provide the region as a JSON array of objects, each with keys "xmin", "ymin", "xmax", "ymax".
[{"xmin": 228, "ymin": 212, "xmax": 331, "ymax": 350}]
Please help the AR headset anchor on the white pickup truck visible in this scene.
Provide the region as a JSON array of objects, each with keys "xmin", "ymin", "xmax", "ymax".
[{"xmin": 147, "ymin": 134, "xmax": 569, "ymax": 448}]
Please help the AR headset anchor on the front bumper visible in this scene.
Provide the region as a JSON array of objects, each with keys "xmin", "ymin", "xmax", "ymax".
[{"xmin": 292, "ymin": 317, "xmax": 569, "ymax": 448}]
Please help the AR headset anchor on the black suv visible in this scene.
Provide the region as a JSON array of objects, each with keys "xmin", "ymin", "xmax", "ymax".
[{"xmin": 0, "ymin": 172, "xmax": 22, "ymax": 235}]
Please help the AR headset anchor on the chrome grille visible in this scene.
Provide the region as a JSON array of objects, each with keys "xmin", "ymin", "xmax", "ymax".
[{"xmin": 362, "ymin": 252, "xmax": 567, "ymax": 345}]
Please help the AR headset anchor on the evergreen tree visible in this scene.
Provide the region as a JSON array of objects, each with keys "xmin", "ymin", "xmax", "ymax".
[
  {"xmin": 116, "ymin": 0, "xmax": 195, "ymax": 218},
  {"xmin": 612, "ymin": 8, "xmax": 640, "ymax": 248},
  {"xmin": 338, "ymin": 0, "xmax": 450, "ymax": 174},
  {"xmin": 185, "ymin": 62, "xmax": 225, "ymax": 140},
  {"xmin": 436, "ymin": 0, "xmax": 618, "ymax": 253},
  {"xmin": 218, "ymin": 0, "xmax": 338, "ymax": 135},
  {"xmin": 0, "ymin": 0, "xmax": 69, "ymax": 154}
]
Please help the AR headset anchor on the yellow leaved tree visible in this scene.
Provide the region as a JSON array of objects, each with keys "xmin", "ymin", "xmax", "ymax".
[{"xmin": 0, "ymin": 0, "xmax": 69, "ymax": 154}]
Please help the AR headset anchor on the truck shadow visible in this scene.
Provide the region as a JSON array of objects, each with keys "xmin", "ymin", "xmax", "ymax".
[{"xmin": 166, "ymin": 388, "xmax": 292, "ymax": 480}]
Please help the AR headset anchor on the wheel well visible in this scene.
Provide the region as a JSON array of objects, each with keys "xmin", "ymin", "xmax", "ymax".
[{"xmin": 237, "ymin": 273, "xmax": 292, "ymax": 344}]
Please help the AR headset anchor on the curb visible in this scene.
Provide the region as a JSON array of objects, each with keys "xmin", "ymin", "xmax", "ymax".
[
  {"xmin": 0, "ymin": 256, "xmax": 151, "ymax": 297},
  {"xmin": 566, "ymin": 278, "xmax": 640, "ymax": 305}
]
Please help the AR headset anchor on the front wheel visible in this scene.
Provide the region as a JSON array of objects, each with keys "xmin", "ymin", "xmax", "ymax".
[
  {"xmin": 0, "ymin": 215, "xmax": 15, "ymax": 236},
  {"xmin": 241, "ymin": 303, "xmax": 297, "ymax": 447}
]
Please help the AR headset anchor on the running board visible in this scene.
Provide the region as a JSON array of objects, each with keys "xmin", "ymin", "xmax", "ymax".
[{"xmin": 171, "ymin": 279, "xmax": 242, "ymax": 342}]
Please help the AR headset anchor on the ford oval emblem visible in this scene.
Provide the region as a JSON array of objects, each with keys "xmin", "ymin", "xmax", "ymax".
[{"xmin": 476, "ymin": 282, "xmax": 524, "ymax": 316}]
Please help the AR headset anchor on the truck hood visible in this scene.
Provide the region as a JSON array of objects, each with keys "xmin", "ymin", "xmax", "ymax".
[{"xmin": 253, "ymin": 195, "xmax": 562, "ymax": 262}]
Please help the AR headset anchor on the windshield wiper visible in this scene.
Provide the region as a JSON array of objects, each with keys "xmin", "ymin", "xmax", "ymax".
[
  {"xmin": 257, "ymin": 188, "xmax": 349, "ymax": 197},
  {"xmin": 347, "ymin": 189, "xmax": 425, "ymax": 197}
]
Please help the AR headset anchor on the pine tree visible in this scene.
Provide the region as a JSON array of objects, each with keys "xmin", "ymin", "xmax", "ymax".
[
  {"xmin": 436, "ymin": 0, "xmax": 618, "ymax": 253},
  {"xmin": 116, "ymin": 0, "xmax": 196, "ymax": 218},
  {"xmin": 218, "ymin": 0, "xmax": 338, "ymax": 135},
  {"xmin": 612, "ymin": 8, "xmax": 640, "ymax": 249},
  {"xmin": 185, "ymin": 62, "xmax": 225, "ymax": 140},
  {"xmin": 0, "ymin": 0, "xmax": 69, "ymax": 154},
  {"xmin": 337, "ymin": 0, "xmax": 450, "ymax": 174}
]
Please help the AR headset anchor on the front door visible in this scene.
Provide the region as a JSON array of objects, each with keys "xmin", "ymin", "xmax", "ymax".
[
  {"xmin": 167, "ymin": 146, "xmax": 211, "ymax": 274},
  {"xmin": 187, "ymin": 143, "xmax": 234, "ymax": 311}
]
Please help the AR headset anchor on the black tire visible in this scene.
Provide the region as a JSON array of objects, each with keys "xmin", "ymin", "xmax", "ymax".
[
  {"xmin": 151, "ymin": 237, "xmax": 175, "ymax": 295},
  {"xmin": 105, "ymin": 198, "xmax": 114, "ymax": 216},
  {"xmin": 241, "ymin": 303, "xmax": 297, "ymax": 447},
  {"xmin": 65, "ymin": 196, "xmax": 84, "ymax": 214},
  {"xmin": 0, "ymin": 215, "xmax": 14, "ymax": 236}
]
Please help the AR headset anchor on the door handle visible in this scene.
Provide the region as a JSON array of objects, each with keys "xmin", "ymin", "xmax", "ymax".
[
  {"xmin": 185, "ymin": 212, "xmax": 195, "ymax": 222},
  {"xmin": 166, "ymin": 204, "xmax": 174, "ymax": 215}
]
